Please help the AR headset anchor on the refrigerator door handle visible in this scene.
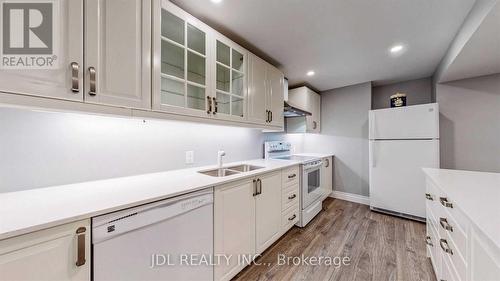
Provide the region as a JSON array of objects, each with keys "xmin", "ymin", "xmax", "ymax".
[
  {"xmin": 370, "ymin": 142, "xmax": 375, "ymax": 167},
  {"xmin": 369, "ymin": 111, "xmax": 375, "ymax": 139}
]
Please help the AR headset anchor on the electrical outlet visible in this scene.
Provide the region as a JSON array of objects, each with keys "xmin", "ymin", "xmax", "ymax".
[{"xmin": 185, "ymin": 151, "xmax": 194, "ymax": 164}]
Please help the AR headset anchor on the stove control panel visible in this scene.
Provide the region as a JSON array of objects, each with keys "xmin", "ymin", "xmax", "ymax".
[{"xmin": 264, "ymin": 141, "xmax": 292, "ymax": 159}]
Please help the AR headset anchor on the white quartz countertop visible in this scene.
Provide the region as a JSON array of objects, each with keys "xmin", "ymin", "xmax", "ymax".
[
  {"xmin": 294, "ymin": 153, "xmax": 334, "ymax": 158},
  {"xmin": 422, "ymin": 168, "xmax": 500, "ymax": 249},
  {"xmin": 0, "ymin": 158, "xmax": 301, "ymax": 240}
]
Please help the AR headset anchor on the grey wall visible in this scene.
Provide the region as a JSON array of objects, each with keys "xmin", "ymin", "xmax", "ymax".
[
  {"xmin": 0, "ymin": 107, "xmax": 264, "ymax": 193},
  {"xmin": 434, "ymin": 0, "xmax": 498, "ymax": 83},
  {"xmin": 436, "ymin": 73, "xmax": 500, "ymax": 172},
  {"xmin": 304, "ymin": 82, "xmax": 372, "ymax": 196},
  {"xmin": 372, "ymin": 77, "xmax": 433, "ymax": 109}
]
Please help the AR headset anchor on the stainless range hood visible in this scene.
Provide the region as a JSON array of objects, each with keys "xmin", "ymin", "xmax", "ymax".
[{"xmin": 283, "ymin": 101, "xmax": 311, "ymax": 117}]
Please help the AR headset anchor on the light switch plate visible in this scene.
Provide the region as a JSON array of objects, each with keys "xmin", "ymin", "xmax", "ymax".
[{"xmin": 185, "ymin": 151, "xmax": 194, "ymax": 164}]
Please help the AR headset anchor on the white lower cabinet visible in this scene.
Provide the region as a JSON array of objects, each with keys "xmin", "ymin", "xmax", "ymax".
[
  {"xmin": 214, "ymin": 167, "xmax": 299, "ymax": 281},
  {"xmin": 214, "ymin": 178, "xmax": 256, "ymax": 281},
  {"xmin": 0, "ymin": 219, "xmax": 91, "ymax": 281},
  {"xmin": 425, "ymin": 177, "xmax": 500, "ymax": 281},
  {"xmin": 321, "ymin": 156, "xmax": 333, "ymax": 199},
  {"xmin": 255, "ymin": 172, "xmax": 282, "ymax": 254}
]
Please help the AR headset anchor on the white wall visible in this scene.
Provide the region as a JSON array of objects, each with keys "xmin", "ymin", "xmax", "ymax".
[
  {"xmin": 437, "ymin": 73, "xmax": 500, "ymax": 172},
  {"xmin": 0, "ymin": 107, "xmax": 264, "ymax": 192}
]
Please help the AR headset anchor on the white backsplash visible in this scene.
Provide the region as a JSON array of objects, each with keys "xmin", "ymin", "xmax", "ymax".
[{"xmin": 0, "ymin": 107, "xmax": 264, "ymax": 192}]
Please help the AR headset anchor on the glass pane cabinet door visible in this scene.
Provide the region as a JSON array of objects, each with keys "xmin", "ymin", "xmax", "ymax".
[
  {"xmin": 215, "ymin": 40, "xmax": 246, "ymax": 118},
  {"xmin": 159, "ymin": 8, "xmax": 207, "ymax": 113}
]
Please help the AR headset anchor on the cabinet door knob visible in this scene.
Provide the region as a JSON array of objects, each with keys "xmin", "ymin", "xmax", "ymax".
[
  {"xmin": 75, "ymin": 227, "xmax": 86, "ymax": 266},
  {"xmin": 439, "ymin": 217, "xmax": 453, "ymax": 232},
  {"xmin": 425, "ymin": 193, "xmax": 434, "ymax": 201},
  {"xmin": 88, "ymin": 67, "xmax": 96, "ymax": 96},
  {"xmin": 425, "ymin": 235, "xmax": 433, "ymax": 247},
  {"xmin": 439, "ymin": 197, "xmax": 453, "ymax": 208},
  {"xmin": 439, "ymin": 238, "xmax": 453, "ymax": 255},
  {"xmin": 70, "ymin": 62, "xmax": 79, "ymax": 93}
]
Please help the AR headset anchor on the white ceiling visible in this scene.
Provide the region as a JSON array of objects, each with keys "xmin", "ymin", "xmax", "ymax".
[
  {"xmin": 171, "ymin": 0, "xmax": 475, "ymax": 91},
  {"xmin": 440, "ymin": 1, "xmax": 500, "ymax": 83}
]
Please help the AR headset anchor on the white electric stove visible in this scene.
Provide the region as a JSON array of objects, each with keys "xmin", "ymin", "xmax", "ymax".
[{"xmin": 264, "ymin": 141, "xmax": 324, "ymax": 227}]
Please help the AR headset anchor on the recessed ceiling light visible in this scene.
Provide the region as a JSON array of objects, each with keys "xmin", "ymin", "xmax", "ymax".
[
  {"xmin": 306, "ymin": 71, "xmax": 315, "ymax": 76},
  {"xmin": 390, "ymin": 44, "xmax": 404, "ymax": 53},
  {"xmin": 211, "ymin": 0, "xmax": 222, "ymax": 3}
]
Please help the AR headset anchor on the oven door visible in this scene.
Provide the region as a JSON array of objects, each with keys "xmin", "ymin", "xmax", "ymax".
[{"xmin": 302, "ymin": 163, "xmax": 323, "ymax": 209}]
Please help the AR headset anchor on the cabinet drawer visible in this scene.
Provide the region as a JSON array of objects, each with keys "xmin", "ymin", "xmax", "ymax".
[
  {"xmin": 429, "ymin": 181, "xmax": 468, "ymax": 233},
  {"xmin": 282, "ymin": 204, "xmax": 299, "ymax": 232},
  {"xmin": 282, "ymin": 166, "xmax": 299, "ymax": 186},
  {"xmin": 437, "ymin": 213, "xmax": 467, "ymax": 261},
  {"xmin": 439, "ymin": 232, "xmax": 466, "ymax": 281},
  {"xmin": 442, "ymin": 253, "xmax": 461, "ymax": 281},
  {"xmin": 282, "ymin": 184, "xmax": 299, "ymax": 211}
]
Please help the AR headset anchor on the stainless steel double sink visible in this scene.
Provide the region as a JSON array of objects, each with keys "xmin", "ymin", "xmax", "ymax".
[{"xmin": 198, "ymin": 164, "xmax": 264, "ymax": 177}]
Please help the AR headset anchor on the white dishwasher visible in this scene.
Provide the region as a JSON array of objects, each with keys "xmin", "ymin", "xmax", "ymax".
[{"xmin": 92, "ymin": 188, "xmax": 213, "ymax": 281}]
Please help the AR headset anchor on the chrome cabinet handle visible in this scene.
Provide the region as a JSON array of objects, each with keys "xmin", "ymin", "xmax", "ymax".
[
  {"xmin": 288, "ymin": 194, "xmax": 296, "ymax": 200},
  {"xmin": 288, "ymin": 173, "xmax": 296, "ymax": 179},
  {"xmin": 207, "ymin": 96, "xmax": 212, "ymax": 114},
  {"xmin": 288, "ymin": 214, "xmax": 296, "ymax": 221},
  {"xmin": 88, "ymin": 67, "xmax": 96, "ymax": 96},
  {"xmin": 439, "ymin": 197, "xmax": 453, "ymax": 208},
  {"xmin": 425, "ymin": 236, "xmax": 433, "ymax": 247},
  {"xmin": 252, "ymin": 179, "xmax": 257, "ymax": 197},
  {"xmin": 70, "ymin": 62, "xmax": 79, "ymax": 93},
  {"xmin": 439, "ymin": 218, "xmax": 453, "ymax": 232},
  {"xmin": 75, "ymin": 227, "xmax": 86, "ymax": 266},
  {"xmin": 439, "ymin": 239, "xmax": 453, "ymax": 255},
  {"xmin": 425, "ymin": 193, "xmax": 434, "ymax": 201},
  {"xmin": 213, "ymin": 97, "xmax": 217, "ymax": 115}
]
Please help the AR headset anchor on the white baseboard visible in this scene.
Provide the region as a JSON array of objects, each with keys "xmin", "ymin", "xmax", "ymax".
[{"xmin": 330, "ymin": 191, "xmax": 370, "ymax": 205}]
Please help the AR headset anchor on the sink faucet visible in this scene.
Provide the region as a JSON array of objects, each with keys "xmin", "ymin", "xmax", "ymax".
[{"xmin": 217, "ymin": 150, "xmax": 226, "ymax": 168}]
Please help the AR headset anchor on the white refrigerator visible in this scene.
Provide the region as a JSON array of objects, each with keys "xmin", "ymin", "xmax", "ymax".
[{"xmin": 369, "ymin": 103, "xmax": 440, "ymax": 220}]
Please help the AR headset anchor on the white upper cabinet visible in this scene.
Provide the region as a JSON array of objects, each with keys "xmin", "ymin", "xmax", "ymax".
[
  {"xmin": 85, "ymin": 0, "xmax": 151, "ymax": 109},
  {"xmin": 288, "ymin": 86, "xmax": 321, "ymax": 133},
  {"xmin": 247, "ymin": 52, "xmax": 284, "ymax": 128},
  {"xmin": 267, "ymin": 65, "xmax": 285, "ymax": 127},
  {"xmin": 247, "ymin": 53, "xmax": 268, "ymax": 124},
  {"xmin": 212, "ymin": 34, "xmax": 247, "ymax": 121},
  {"xmin": 152, "ymin": 1, "xmax": 212, "ymax": 117},
  {"xmin": 0, "ymin": 0, "xmax": 84, "ymax": 101}
]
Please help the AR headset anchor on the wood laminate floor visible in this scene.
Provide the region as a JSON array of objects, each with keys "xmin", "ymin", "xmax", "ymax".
[{"xmin": 233, "ymin": 198, "xmax": 436, "ymax": 281}]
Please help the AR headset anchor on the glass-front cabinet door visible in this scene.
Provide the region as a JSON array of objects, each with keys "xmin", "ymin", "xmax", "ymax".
[
  {"xmin": 213, "ymin": 35, "xmax": 247, "ymax": 121},
  {"xmin": 153, "ymin": 1, "xmax": 211, "ymax": 116}
]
